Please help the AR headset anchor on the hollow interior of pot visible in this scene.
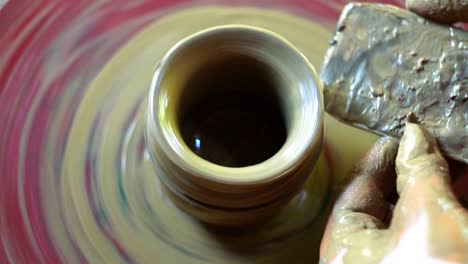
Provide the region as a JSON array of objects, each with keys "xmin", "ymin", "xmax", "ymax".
[{"xmin": 177, "ymin": 53, "xmax": 288, "ymax": 167}]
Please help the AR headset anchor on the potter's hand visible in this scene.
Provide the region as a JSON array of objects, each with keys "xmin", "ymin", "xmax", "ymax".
[
  {"xmin": 406, "ymin": 0, "xmax": 468, "ymax": 24},
  {"xmin": 320, "ymin": 123, "xmax": 468, "ymax": 263}
]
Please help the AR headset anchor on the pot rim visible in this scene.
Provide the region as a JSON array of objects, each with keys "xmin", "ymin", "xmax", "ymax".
[{"xmin": 147, "ymin": 24, "xmax": 323, "ymax": 185}]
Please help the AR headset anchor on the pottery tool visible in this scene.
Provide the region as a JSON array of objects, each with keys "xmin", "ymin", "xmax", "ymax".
[{"xmin": 321, "ymin": 3, "xmax": 468, "ymax": 163}]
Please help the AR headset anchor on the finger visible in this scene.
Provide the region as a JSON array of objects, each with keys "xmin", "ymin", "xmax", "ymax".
[
  {"xmin": 329, "ymin": 137, "xmax": 399, "ymax": 228},
  {"xmin": 320, "ymin": 137, "xmax": 398, "ymax": 261},
  {"xmin": 406, "ymin": 0, "xmax": 468, "ymax": 24},
  {"xmin": 335, "ymin": 137, "xmax": 398, "ymax": 221},
  {"xmin": 394, "ymin": 122, "xmax": 468, "ymax": 225}
]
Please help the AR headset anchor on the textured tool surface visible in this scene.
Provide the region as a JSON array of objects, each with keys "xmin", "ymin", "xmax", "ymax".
[{"xmin": 321, "ymin": 3, "xmax": 468, "ymax": 163}]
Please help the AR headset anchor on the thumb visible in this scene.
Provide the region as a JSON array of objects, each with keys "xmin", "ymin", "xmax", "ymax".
[
  {"xmin": 396, "ymin": 122, "xmax": 450, "ymax": 194},
  {"xmin": 393, "ymin": 122, "xmax": 467, "ymax": 227}
]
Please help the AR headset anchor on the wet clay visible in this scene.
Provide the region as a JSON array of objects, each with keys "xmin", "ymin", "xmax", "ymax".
[{"xmin": 321, "ymin": 3, "xmax": 468, "ymax": 163}]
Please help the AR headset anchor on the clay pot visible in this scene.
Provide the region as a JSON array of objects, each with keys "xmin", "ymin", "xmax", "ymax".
[{"xmin": 146, "ymin": 25, "xmax": 323, "ymax": 227}]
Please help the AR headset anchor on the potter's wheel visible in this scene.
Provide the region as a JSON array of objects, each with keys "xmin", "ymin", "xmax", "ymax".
[{"xmin": 0, "ymin": 1, "xmax": 402, "ymax": 263}]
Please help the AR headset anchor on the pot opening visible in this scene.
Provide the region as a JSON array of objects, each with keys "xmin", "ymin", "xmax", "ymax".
[{"xmin": 178, "ymin": 53, "xmax": 287, "ymax": 168}]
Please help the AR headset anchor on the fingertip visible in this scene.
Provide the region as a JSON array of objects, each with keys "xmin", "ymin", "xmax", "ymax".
[
  {"xmin": 353, "ymin": 137, "xmax": 398, "ymax": 182},
  {"xmin": 369, "ymin": 137, "xmax": 399, "ymax": 163},
  {"xmin": 378, "ymin": 136, "xmax": 399, "ymax": 150},
  {"xmin": 397, "ymin": 122, "xmax": 438, "ymax": 162},
  {"xmin": 377, "ymin": 136, "xmax": 399, "ymax": 166},
  {"xmin": 396, "ymin": 122, "xmax": 450, "ymax": 193}
]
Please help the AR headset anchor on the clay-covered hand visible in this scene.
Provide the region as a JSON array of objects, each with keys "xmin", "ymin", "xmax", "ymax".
[
  {"xmin": 319, "ymin": 122, "xmax": 468, "ymax": 263},
  {"xmin": 406, "ymin": 0, "xmax": 468, "ymax": 24}
]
